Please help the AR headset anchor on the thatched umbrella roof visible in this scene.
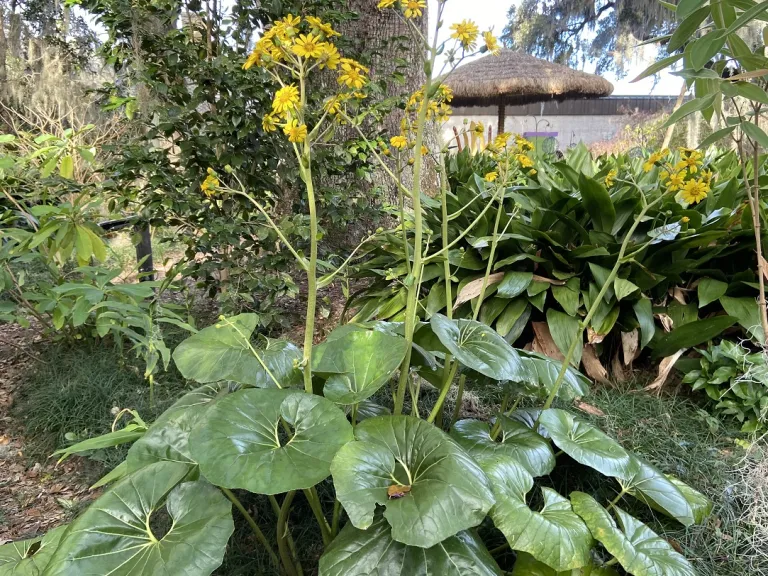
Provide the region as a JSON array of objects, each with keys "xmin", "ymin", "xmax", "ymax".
[{"xmin": 445, "ymin": 50, "xmax": 614, "ymax": 133}]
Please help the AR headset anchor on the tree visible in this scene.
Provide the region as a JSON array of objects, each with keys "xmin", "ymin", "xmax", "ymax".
[{"xmin": 502, "ymin": 0, "xmax": 674, "ymax": 76}]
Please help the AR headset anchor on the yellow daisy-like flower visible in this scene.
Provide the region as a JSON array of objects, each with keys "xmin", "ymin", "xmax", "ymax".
[
  {"xmin": 243, "ymin": 48, "xmax": 263, "ymax": 70},
  {"xmin": 680, "ymin": 179, "xmax": 708, "ymax": 204},
  {"xmin": 483, "ymin": 31, "xmax": 501, "ymax": 56},
  {"xmin": 377, "ymin": 0, "xmax": 397, "ymax": 7},
  {"xmin": 292, "ymin": 34, "xmax": 324, "ymax": 59},
  {"xmin": 701, "ymin": 168, "xmax": 713, "ymax": 183},
  {"xmin": 262, "ymin": 113, "xmax": 278, "ymax": 132},
  {"xmin": 437, "ymin": 84, "xmax": 454, "ymax": 102},
  {"xmin": 604, "ymin": 169, "xmax": 617, "ymax": 188},
  {"xmin": 284, "ymin": 119, "xmax": 308, "ymax": 143},
  {"xmin": 390, "ymin": 135, "xmax": 408, "ymax": 149},
  {"xmin": 666, "ymin": 169, "xmax": 686, "ymax": 191},
  {"xmin": 643, "ymin": 151, "xmax": 663, "ymax": 173},
  {"xmin": 421, "ymin": 145, "xmax": 429, "ymax": 156},
  {"xmin": 682, "ymin": 150, "xmax": 702, "ymax": 173},
  {"xmin": 451, "ymin": 20, "xmax": 480, "ymax": 50},
  {"xmin": 338, "ymin": 61, "xmax": 367, "ymax": 89},
  {"xmin": 306, "ymin": 16, "xmax": 339, "ymax": 38},
  {"xmin": 515, "ymin": 135, "xmax": 534, "ymax": 151},
  {"xmin": 403, "ymin": 0, "xmax": 425, "ymax": 18},
  {"xmin": 279, "ymin": 14, "xmax": 301, "ymax": 37},
  {"xmin": 516, "ymin": 154, "xmax": 534, "ymax": 168},
  {"xmin": 317, "ymin": 43, "xmax": 341, "ymax": 70},
  {"xmin": 201, "ymin": 171, "xmax": 219, "ymax": 197},
  {"xmin": 272, "ymin": 84, "xmax": 300, "ymax": 115},
  {"xmin": 436, "ymin": 103, "xmax": 453, "ymax": 121},
  {"xmin": 485, "ymin": 171, "xmax": 498, "ymax": 182},
  {"xmin": 494, "ymin": 133, "xmax": 512, "ymax": 149}
]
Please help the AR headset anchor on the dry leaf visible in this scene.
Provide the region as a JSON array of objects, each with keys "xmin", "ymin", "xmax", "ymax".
[
  {"xmin": 575, "ymin": 400, "xmax": 606, "ymax": 417},
  {"xmin": 531, "ymin": 274, "xmax": 565, "ymax": 286},
  {"xmin": 621, "ymin": 330, "xmax": 639, "ymax": 366},
  {"xmin": 728, "ymin": 69, "xmax": 768, "ymax": 80},
  {"xmin": 587, "ymin": 326, "xmax": 606, "ymax": 344},
  {"xmin": 644, "ymin": 349, "xmax": 685, "ymax": 393},
  {"xmin": 656, "ymin": 313, "xmax": 674, "ymax": 332},
  {"xmin": 582, "ymin": 344, "xmax": 610, "ymax": 385},
  {"xmin": 611, "ymin": 349, "xmax": 629, "ymax": 382},
  {"xmin": 531, "ymin": 322, "xmax": 565, "ymax": 361},
  {"xmin": 453, "ymin": 273, "xmax": 504, "ymax": 309},
  {"xmin": 671, "ymin": 286, "xmax": 687, "ymax": 305}
]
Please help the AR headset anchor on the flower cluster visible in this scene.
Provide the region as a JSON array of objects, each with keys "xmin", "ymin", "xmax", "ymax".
[
  {"xmin": 201, "ymin": 168, "xmax": 219, "ymax": 197},
  {"xmin": 243, "ymin": 15, "xmax": 369, "ymax": 145},
  {"xmin": 644, "ymin": 147, "xmax": 713, "ymax": 205},
  {"xmin": 377, "ymin": 0, "xmax": 426, "ymax": 19}
]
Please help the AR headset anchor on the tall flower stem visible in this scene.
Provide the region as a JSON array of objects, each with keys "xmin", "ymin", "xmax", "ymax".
[{"xmin": 277, "ymin": 491, "xmax": 299, "ymax": 576}]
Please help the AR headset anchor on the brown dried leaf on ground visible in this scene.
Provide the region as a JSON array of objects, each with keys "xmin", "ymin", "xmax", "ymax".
[
  {"xmin": 644, "ymin": 349, "xmax": 686, "ymax": 394},
  {"xmin": 582, "ymin": 344, "xmax": 610, "ymax": 385}
]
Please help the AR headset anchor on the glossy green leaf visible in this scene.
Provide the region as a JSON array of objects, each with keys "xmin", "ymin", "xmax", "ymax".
[
  {"xmin": 485, "ymin": 458, "xmax": 593, "ymax": 571},
  {"xmin": 690, "ymin": 35, "xmax": 726, "ymax": 71},
  {"xmin": 578, "ymin": 173, "xmax": 615, "ymax": 234},
  {"xmin": 539, "ymin": 409, "xmax": 632, "ymax": 478},
  {"xmin": 497, "ymin": 300, "xmax": 532, "ymax": 342},
  {"xmin": 190, "ymin": 389, "xmax": 353, "ymax": 494},
  {"xmin": 614, "ymin": 278, "xmax": 639, "ymax": 301},
  {"xmin": 0, "ymin": 525, "xmax": 67, "ymax": 576},
  {"xmin": 633, "ymin": 298, "xmax": 656, "ymax": 349},
  {"xmin": 430, "ymin": 314, "xmax": 528, "ymax": 381},
  {"xmin": 571, "ymin": 492, "xmax": 696, "ymax": 576},
  {"xmin": 480, "ymin": 297, "xmax": 510, "ymax": 326},
  {"xmin": 662, "ymin": 94, "xmax": 717, "ymax": 126},
  {"xmin": 319, "ymin": 514, "xmax": 502, "ymax": 576},
  {"xmin": 312, "ymin": 329, "xmax": 407, "ymax": 404},
  {"xmin": 450, "ymin": 417, "xmax": 555, "ymax": 477},
  {"xmin": 44, "ymin": 462, "xmax": 233, "ymax": 576},
  {"xmin": 652, "ymin": 315, "xmax": 737, "ymax": 357},
  {"xmin": 698, "ymin": 278, "xmax": 728, "ymax": 308},
  {"xmin": 720, "ymin": 296, "xmax": 765, "ymax": 342},
  {"xmin": 510, "ymin": 552, "xmax": 619, "ymax": 576},
  {"xmin": 620, "ymin": 456, "xmax": 696, "ymax": 526},
  {"xmin": 668, "ymin": 6, "xmax": 711, "ymax": 52},
  {"xmin": 330, "ymin": 415, "xmax": 495, "ymax": 548},
  {"xmin": 551, "ymin": 284, "xmax": 580, "ymax": 317},
  {"xmin": 127, "ymin": 383, "xmax": 237, "ymax": 471},
  {"xmin": 668, "ymin": 476, "xmax": 713, "ymax": 523},
  {"xmin": 497, "ymin": 271, "xmax": 533, "ymax": 298},
  {"xmin": 546, "ymin": 309, "xmax": 582, "ymax": 367},
  {"xmin": 518, "ymin": 351, "xmax": 591, "ymax": 401},
  {"xmin": 173, "ymin": 314, "xmax": 301, "ymax": 388}
]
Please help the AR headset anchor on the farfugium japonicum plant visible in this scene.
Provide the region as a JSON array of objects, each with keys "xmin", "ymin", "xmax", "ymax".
[{"xmin": 1, "ymin": 3, "xmax": 711, "ymax": 576}]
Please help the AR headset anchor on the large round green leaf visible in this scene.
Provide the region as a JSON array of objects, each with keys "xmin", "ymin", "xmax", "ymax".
[
  {"xmin": 450, "ymin": 417, "xmax": 555, "ymax": 477},
  {"xmin": 619, "ymin": 456, "xmax": 696, "ymax": 527},
  {"xmin": 0, "ymin": 526, "xmax": 67, "ymax": 576},
  {"xmin": 312, "ymin": 329, "xmax": 407, "ymax": 404},
  {"xmin": 190, "ymin": 389, "xmax": 353, "ymax": 494},
  {"xmin": 127, "ymin": 382, "xmax": 239, "ymax": 471},
  {"xmin": 330, "ymin": 415, "xmax": 495, "ymax": 548},
  {"xmin": 484, "ymin": 458, "xmax": 593, "ymax": 571},
  {"xmin": 430, "ymin": 313, "xmax": 528, "ymax": 381},
  {"xmin": 511, "ymin": 552, "xmax": 619, "ymax": 576},
  {"xmin": 319, "ymin": 514, "xmax": 502, "ymax": 576},
  {"xmin": 43, "ymin": 462, "xmax": 233, "ymax": 576},
  {"xmin": 571, "ymin": 492, "xmax": 696, "ymax": 576},
  {"xmin": 539, "ymin": 409, "xmax": 632, "ymax": 478},
  {"xmin": 518, "ymin": 350, "xmax": 590, "ymax": 401},
  {"xmin": 173, "ymin": 314, "xmax": 302, "ymax": 387}
]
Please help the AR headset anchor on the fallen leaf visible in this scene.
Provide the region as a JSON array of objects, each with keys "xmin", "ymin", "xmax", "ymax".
[
  {"xmin": 587, "ymin": 326, "xmax": 606, "ymax": 344},
  {"xmin": 644, "ymin": 349, "xmax": 686, "ymax": 393},
  {"xmin": 621, "ymin": 330, "xmax": 639, "ymax": 366},
  {"xmin": 531, "ymin": 322, "xmax": 565, "ymax": 361},
  {"xmin": 453, "ymin": 273, "xmax": 504, "ymax": 309},
  {"xmin": 582, "ymin": 344, "xmax": 610, "ymax": 385},
  {"xmin": 531, "ymin": 274, "xmax": 565, "ymax": 286},
  {"xmin": 611, "ymin": 349, "xmax": 629, "ymax": 382},
  {"xmin": 671, "ymin": 286, "xmax": 687, "ymax": 305},
  {"xmin": 575, "ymin": 400, "xmax": 606, "ymax": 417},
  {"xmin": 656, "ymin": 313, "xmax": 674, "ymax": 332}
]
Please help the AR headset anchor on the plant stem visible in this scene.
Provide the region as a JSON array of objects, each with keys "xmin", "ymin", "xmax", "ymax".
[
  {"xmin": 301, "ymin": 147, "xmax": 318, "ymax": 395},
  {"xmin": 221, "ymin": 488, "xmax": 280, "ymax": 568},
  {"xmin": 397, "ymin": 157, "xmax": 411, "ymax": 275},
  {"xmin": 427, "ymin": 361, "xmax": 458, "ymax": 424},
  {"xmin": 302, "ymin": 487, "xmax": 332, "ymax": 546},
  {"xmin": 277, "ymin": 491, "xmax": 299, "ymax": 576},
  {"xmin": 606, "ymin": 488, "xmax": 628, "ymax": 510},
  {"xmin": 331, "ymin": 498, "xmax": 342, "ymax": 537},
  {"xmin": 489, "ymin": 541, "xmax": 510, "ymax": 555},
  {"xmin": 449, "ymin": 374, "xmax": 466, "ymax": 428},
  {"xmin": 489, "ymin": 391, "xmax": 511, "ymax": 440},
  {"xmin": 472, "ymin": 193, "xmax": 504, "ymax": 322}
]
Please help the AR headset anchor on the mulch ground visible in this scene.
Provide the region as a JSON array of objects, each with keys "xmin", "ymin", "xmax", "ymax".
[{"xmin": 0, "ymin": 323, "xmax": 98, "ymax": 543}]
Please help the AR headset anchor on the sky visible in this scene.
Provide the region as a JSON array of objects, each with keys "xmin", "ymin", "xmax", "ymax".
[{"xmin": 428, "ymin": 0, "xmax": 680, "ymax": 96}]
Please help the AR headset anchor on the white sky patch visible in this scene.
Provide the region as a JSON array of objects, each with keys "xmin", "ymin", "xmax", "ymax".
[{"xmin": 428, "ymin": 0, "xmax": 681, "ymax": 96}]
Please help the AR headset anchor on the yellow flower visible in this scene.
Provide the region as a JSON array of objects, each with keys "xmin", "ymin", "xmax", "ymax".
[
  {"xmin": 682, "ymin": 149, "xmax": 702, "ymax": 173},
  {"xmin": 681, "ymin": 216, "xmax": 690, "ymax": 223},
  {"xmin": 421, "ymin": 145, "xmax": 429, "ymax": 156},
  {"xmin": 390, "ymin": 135, "xmax": 408, "ymax": 149},
  {"xmin": 436, "ymin": 102, "xmax": 453, "ymax": 121},
  {"xmin": 262, "ymin": 113, "xmax": 278, "ymax": 132},
  {"xmin": 279, "ymin": 14, "xmax": 301, "ymax": 37},
  {"xmin": 515, "ymin": 135, "xmax": 533, "ymax": 151},
  {"xmin": 666, "ymin": 169, "xmax": 686, "ymax": 191},
  {"xmin": 485, "ymin": 171, "xmax": 498, "ymax": 182},
  {"xmin": 403, "ymin": 0, "xmax": 425, "ymax": 18},
  {"xmin": 528, "ymin": 169, "xmax": 537, "ymax": 176},
  {"xmin": 494, "ymin": 133, "xmax": 512, "ymax": 149},
  {"xmin": 680, "ymin": 179, "xmax": 708, "ymax": 204},
  {"xmin": 483, "ymin": 31, "xmax": 501, "ymax": 55},
  {"xmin": 284, "ymin": 119, "xmax": 308, "ymax": 143},
  {"xmin": 472, "ymin": 122, "xmax": 485, "ymax": 136},
  {"xmin": 272, "ymin": 84, "xmax": 300, "ymax": 116},
  {"xmin": 604, "ymin": 169, "xmax": 617, "ymax": 187},
  {"xmin": 323, "ymin": 95, "xmax": 347, "ymax": 115},
  {"xmin": 338, "ymin": 61, "xmax": 367, "ymax": 89},
  {"xmin": 377, "ymin": 0, "xmax": 397, "ymax": 7},
  {"xmin": 516, "ymin": 154, "xmax": 534, "ymax": 168},
  {"xmin": 306, "ymin": 16, "xmax": 339, "ymax": 38},
  {"xmin": 201, "ymin": 171, "xmax": 219, "ymax": 197},
  {"xmin": 437, "ymin": 84, "xmax": 454, "ymax": 103},
  {"xmin": 243, "ymin": 48, "xmax": 263, "ymax": 70},
  {"xmin": 643, "ymin": 151, "xmax": 663, "ymax": 172},
  {"xmin": 701, "ymin": 169, "xmax": 713, "ymax": 183},
  {"xmin": 317, "ymin": 43, "xmax": 341, "ymax": 70},
  {"xmin": 292, "ymin": 34, "xmax": 324, "ymax": 58},
  {"xmin": 451, "ymin": 20, "xmax": 480, "ymax": 50}
]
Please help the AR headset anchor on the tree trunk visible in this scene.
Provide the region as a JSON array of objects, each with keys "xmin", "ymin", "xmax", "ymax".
[{"xmin": 0, "ymin": 6, "xmax": 8, "ymax": 93}]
